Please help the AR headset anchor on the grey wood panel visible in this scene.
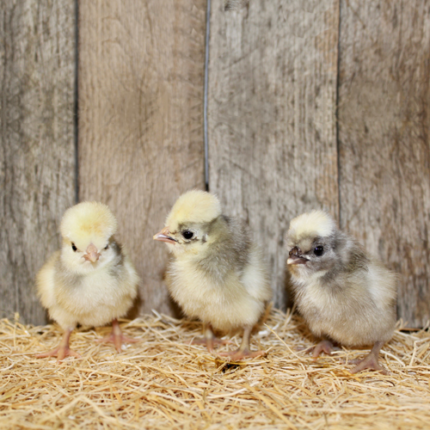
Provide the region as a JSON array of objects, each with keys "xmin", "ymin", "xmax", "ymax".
[
  {"xmin": 0, "ymin": 0, "xmax": 76, "ymax": 324},
  {"xmin": 338, "ymin": 0, "xmax": 430, "ymax": 327},
  {"xmin": 78, "ymin": 0, "xmax": 206, "ymax": 316},
  {"xmin": 208, "ymin": 0, "xmax": 340, "ymax": 308}
]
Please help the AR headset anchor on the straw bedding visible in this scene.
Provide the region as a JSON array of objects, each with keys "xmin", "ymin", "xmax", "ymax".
[{"xmin": 0, "ymin": 309, "xmax": 429, "ymax": 430}]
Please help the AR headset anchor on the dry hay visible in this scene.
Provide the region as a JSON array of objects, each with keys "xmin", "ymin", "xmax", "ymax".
[{"xmin": 0, "ymin": 309, "xmax": 429, "ymax": 430}]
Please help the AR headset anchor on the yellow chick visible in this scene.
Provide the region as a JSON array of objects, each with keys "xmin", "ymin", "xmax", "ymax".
[
  {"xmin": 286, "ymin": 210, "xmax": 397, "ymax": 374},
  {"xmin": 153, "ymin": 190, "xmax": 272, "ymax": 361},
  {"xmin": 36, "ymin": 202, "xmax": 139, "ymax": 360}
]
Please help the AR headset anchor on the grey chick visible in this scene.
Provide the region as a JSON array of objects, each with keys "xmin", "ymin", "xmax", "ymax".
[
  {"xmin": 286, "ymin": 210, "xmax": 397, "ymax": 374},
  {"xmin": 153, "ymin": 190, "xmax": 272, "ymax": 360}
]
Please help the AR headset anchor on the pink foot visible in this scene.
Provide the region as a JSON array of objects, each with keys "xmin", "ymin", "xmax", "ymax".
[
  {"xmin": 218, "ymin": 349, "xmax": 267, "ymax": 361},
  {"xmin": 312, "ymin": 340, "xmax": 339, "ymax": 359},
  {"xmin": 97, "ymin": 320, "xmax": 139, "ymax": 352},
  {"xmin": 35, "ymin": 345, "xmax": 81, "ymax": 361},
  {"xmin": 97, "ymin": 332, "xmax": 140, "ymax": 352},
  {"xmin": 351, "ymin": 357, "xmax": 388, "ymax": 374},
  {"xmin": 350, "ymin": 341, "xmax": 388, "ymax": 374},
  {"xmin": 190, "ymin": 337, "xmax": 232, "ymax": 353},
  {"xmin": 35, "ymin": 329, "xmax": 79, "ymax": 361}
]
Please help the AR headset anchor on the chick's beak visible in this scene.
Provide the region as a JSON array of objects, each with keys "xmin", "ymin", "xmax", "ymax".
[
  {"xmin": 287, "ymin": 246, "xmax": 308, "ymax": 265},
  {"xmin": 84, "ymin": 243, "xmax": 100, "ymax": 263},
  {"xmin": 153, "ymin": 227, "xmax": 177, "ymax": 245}
]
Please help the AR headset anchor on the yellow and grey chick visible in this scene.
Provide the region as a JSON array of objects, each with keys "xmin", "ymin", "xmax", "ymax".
[
  {"xmin": 154, "ymin": 190, "xmax": 272, "ymax": 360},
  {"xmin": 287, "ymin": 210, "xmax": 397, "ymax": 374},
  {"xmin": 36, "ymin": 202, "xmax": 139, "ymax": 360}
]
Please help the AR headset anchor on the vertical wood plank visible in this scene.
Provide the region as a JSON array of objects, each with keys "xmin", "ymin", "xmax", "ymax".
[
  {"xmin": 208, "ymin": 0, "xmax": 340, "ymax": 308},
  {"xmin": 0, "ymin": 0, "xmax": 76, "ymax": 324},
  {"xmin": 79, "ymin": 0, "xmax": 206, "ymax": 315},
  {"xmin": 338, "ymin": 0, "xmax": 430, "ymax": 327}
]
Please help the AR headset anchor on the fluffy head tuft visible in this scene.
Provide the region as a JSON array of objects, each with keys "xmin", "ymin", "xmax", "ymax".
[
  {"xmin": 60, "ymin": 202, "xmax": 117, "ymax": 250},
  {"xmin": 289, "ymin": 210, "xmax": 336, "ymax": 239},
  {"xmin": 166, "ymin": 190, "xmax": 221, "ymax": 231}
]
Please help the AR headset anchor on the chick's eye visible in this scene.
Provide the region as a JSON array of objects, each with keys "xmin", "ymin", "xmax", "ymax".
[
  {"xmin": 104, "ymin": 245, "xmax": 109, "ymax": 250},
  {"xmin": 182, "ymin": 230, "xmax": 194, "ymax": 240},
  {"xmin": 314, "ymin": 245, "xmax": 324, "ymax": 257},
  {"xmin": 71, "ymin": 243, "xmax": 77, "ymax": 252}
]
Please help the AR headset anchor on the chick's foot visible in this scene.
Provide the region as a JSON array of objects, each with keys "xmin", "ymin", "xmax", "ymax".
[
  {"xmin": 312, "ymin": 340, "xmax": 339, "ymax": 359},
  {"xmin": 97, "ymin": 319, "xmax": 139, "ymax": 353},
  {"xmin": 217, "ymin": 325, "xmax": 266, "ymax": 361},
  {"xmin": 190, "ymin": 337, "xmax": 231, "ymax": 353},
  {"xmin": 190, "ymin": 323, "xmax": 232, "ymax": 353},
  {"xmin": 218, "ymin": 348, "xmax": 266, "ymax": 361},
  {"xmin": 35, "ymin": 329, "xmax": 80, "ymax": 361},
  {"xmin": 350, "ymin": 341, "xmax": 388, "ymax": 374},
  {"xmin": 35, "ymin": 345, "xmax": 81, "ymax": 361}
]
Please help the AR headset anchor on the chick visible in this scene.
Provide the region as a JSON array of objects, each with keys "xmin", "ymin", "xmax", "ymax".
[
  {"xmin": 153, "ymin": 190, "xmax": 272, "ymax": 360},
  {"xmin": 36, "ymin": 202, "xmax": 139, "ymax": 360},
  {"xmin": 286, "ymin": 210, "xmax": 397, "ymax": 374}
]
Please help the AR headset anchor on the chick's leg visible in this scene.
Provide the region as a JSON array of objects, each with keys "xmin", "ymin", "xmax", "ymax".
[
  {"xmin": 350, "ymin": 341, "xmax": 388, "ymax": 374},
  {"xmin": 35, "ymin": 329, "xmax": 80, "ymax": 361},
  {"xmin": 218, "ymin": 325, "xmax": 266, "ymax": 361},
  {"xmin": 97, "ymin": 319, "xmax": 139, "ymax": 353},
  {"xmin": 190, "ymin": 323, "xmax": 231, "ymax": 353}
]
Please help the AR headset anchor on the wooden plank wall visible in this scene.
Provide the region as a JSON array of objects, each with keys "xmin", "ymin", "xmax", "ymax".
[
  {"xmin": 1, "ymin": 0, "xmax": 429, "ymax": 327},
  {"xmin": 78, "ymin": 0, "xmax": 206, "ymax": 316},
  {"xmin": 0, "ymin": 0, "xmax": 76, "ymax": 325}
]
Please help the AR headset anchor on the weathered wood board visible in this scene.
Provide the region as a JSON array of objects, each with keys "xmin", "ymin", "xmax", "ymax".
[
  {"xmin": 208, "ymin": 0, "xmax": 340, "ymax": 308},
  {"xmin": 338, "ymin": 0, "xmax": 430, "ymax": 327},
  {"xmin": 78, "ymin": 0, "xmax": 206, "ymax": 315},
  {"xmin": 0, "ymin": 0, "xmax": 76, "ymax": 325}
]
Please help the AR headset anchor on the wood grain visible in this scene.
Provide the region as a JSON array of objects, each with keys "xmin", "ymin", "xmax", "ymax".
[
  {"xmin": 0, "ymin": 0, "xmax": 76, "ymax": 324},
  {"xmin": 78, "ymin": 0, "xmax": 206, "ymax": 315},
  {"xmin": 208, "ymin": 0, "xmax": 340, "ymax": 308},
  {"xmin": 338, "ymin": 0, "xmax": 430, "ymax": 327}
]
